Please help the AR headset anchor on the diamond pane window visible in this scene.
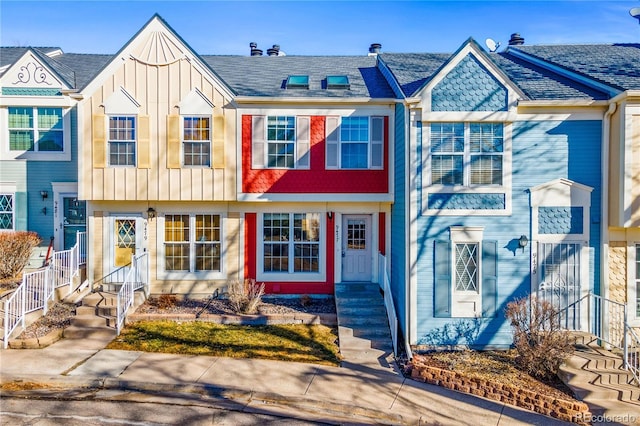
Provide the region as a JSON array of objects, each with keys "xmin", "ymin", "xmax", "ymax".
[
  {"xmin": 0, "ymin": 194, "xmax": 14, "ymax": 230},
  {"xmin": 326, "ymin": 75, "xmax": 350, "ymax": 89},
  {"xmin": 455, "ymin": 243, "xmax": 478, "ymax": 292},
  {"xmin": 286, "ymin": 75, "xmax": 309, "ymax": 89}
]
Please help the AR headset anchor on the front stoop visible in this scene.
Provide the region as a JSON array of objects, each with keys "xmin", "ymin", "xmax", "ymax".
[
  {"xmin": 559, "ymin": 332, "xmax": 640, "ymax": 424},
  {"xmin": 63, "ymin": 292, "xmax": 118, "ymax": 341},
  {"xmin": 334, "ymin": 282, "xmax": 397, "ymax": 373}
]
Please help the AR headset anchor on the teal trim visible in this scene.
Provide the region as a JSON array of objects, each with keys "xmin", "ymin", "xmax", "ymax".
[{"xmin": 2, "ymin": 87, "xmax": 62, "ymax": 96}]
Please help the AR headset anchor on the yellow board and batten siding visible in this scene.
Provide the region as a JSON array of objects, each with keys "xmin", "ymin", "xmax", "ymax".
[{"xmin": 82, "ymin": 57, "xmax": 235, "ymax": 202}]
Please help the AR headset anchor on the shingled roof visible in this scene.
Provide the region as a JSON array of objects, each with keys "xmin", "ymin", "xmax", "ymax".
[
  {"xmin": 202, "ymin": 55, "xmax": 396, "ymax": 99},
  {"xmin": 509, "ymin": 44, "xmax": 640, "ymax": 92},
  {"xmin": 378, "ymin": 50, "xmax": 611, "ymax": 101}
]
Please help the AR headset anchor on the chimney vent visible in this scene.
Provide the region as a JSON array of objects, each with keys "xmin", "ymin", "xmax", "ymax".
[
  {"xmin": 267, "ymin": 44, "xmax": 280, "ymax": 56},
  {"xmin": 508, "ymin": 33, "xmax": 525, "ymax": 46},
  {"xmin": 250, "ymin": 42, "xmax": 263, "ymax": 56},
  {"xmin": 368, "ymin": 43, "xmax": 382, "ymax": 55}
]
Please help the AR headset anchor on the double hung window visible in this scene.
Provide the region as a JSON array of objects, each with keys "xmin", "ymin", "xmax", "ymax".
[
  {"xmin": 183, "ymin": 116, "xmax": 211, "ymax": 167},
  {"xmin": 164, "ymin": 214, "xmax": 221, "ymax": 272},
  {"xmin": 108, "ymin": 116, "xmax": 136, "ymax": 166},
  {"xmin": 267, "ymin": 116, "xmax": 295, "ymax": 168},
  {"xmin": 0, "ymin": 193, "xmax": 14, "ymax": 230},
  {"xmin": 9, "ymin": 107, "xmax": 63, "ymax": 152},
  {"xmin": 430, "ymin": 122, "xmax": 503, "ymax": 185},
  {"xmin": 326, "ymin": 116, "xmax": 383, "ymax": 169},
  {"xmin": 263, "ymin": 213, "xmax": 320, "ymax": 274}
]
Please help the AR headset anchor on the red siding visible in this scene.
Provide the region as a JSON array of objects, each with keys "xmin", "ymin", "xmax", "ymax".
[
  {"xmin": 242, "ymin": 115, "xmax": 389, "ymax": 193},
  {"xmin": 378, "ymin": 212, "xmax": 385, "ymax": 255},
  {"xmin": 243, "ymin": 210, "xmax": 335, "ymax": 295}
]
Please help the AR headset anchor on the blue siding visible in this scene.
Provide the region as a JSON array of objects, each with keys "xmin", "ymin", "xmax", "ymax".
[
  {"xmin": 432, "ymin": 55, "xmax": 508, "ymax": 112},
  {"xmin": 391, "ymin": 103, "xmax": 407, "ymax": 333},
  {"xmin": 539, "ymin": 207, "xmax": 583, "ymax": 234},
  {"xmin": 413, "ymin": 119, "xmax": 602, "ymax": 348},
  {"xmin": 428, "ymin": 193, "xmax": 505, "ymax": 210}
]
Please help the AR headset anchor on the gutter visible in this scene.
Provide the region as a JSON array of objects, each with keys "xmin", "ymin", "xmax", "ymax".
[{"xmin": 233, "ymin": 96, "xmax": 398, "ymax": 105}]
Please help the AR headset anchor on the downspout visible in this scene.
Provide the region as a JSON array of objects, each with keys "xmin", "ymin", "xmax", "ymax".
[
  {"xmin": 601, "ymin": 102, "xmax": 617, "ymax": 303},
  {"xmin": 404, "ymin": 101, "xmax": 415, "ymax": 361}
]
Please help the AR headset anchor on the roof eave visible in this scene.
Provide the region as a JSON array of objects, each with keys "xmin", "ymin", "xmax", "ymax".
[
  {"xmin": 518, "ymin": 99, "xmax": 609, "ymax": 107},
  {"xmin": 233, "ymin": 96, "xmax": 399, "ymax": 105}
]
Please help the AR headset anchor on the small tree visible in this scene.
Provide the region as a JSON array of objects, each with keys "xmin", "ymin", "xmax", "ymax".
[
  {"xmin": 226, "ymin": 278, "xmax": 265, "ymax": 314},
  {"xmin": 505, "ymin": 294, "xmax": 574, "ymax": 381},
  {"xmin": 0, "ymin": 231, "xmax": 41, "ymax": 280}
]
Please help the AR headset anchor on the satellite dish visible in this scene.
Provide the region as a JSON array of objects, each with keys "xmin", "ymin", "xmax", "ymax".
[
  {"xmin": 631, "ymin": 7, "xmax": 640, "ymax": 24},
  {"xmin": 485, "ymin": 38, "xmax": 500, "ymax": 52}
]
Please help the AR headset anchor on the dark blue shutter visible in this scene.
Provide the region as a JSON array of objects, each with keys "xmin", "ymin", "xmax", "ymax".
[
  {"xmin": 434, "ymin": 240, "xmax": 451, "ymax": 317},
  {"xmin": 482, "ymin": 240, "xmax": 498, "ymax": 317}
]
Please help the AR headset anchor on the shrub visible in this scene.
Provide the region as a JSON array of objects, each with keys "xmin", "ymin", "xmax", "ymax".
[
  {"xmin": 300, "ymin": 294, "xmax": 312, "ymax": 307},
  {"xmin": 505, "ymin": 295, "xmax": 574, "ymax": 381},
  {"xmin": 0, "ymin": 231, "xmax": 41, "ymax": 280},
  {"xmin": 226, "ymin": 278, "xmax": 265, "ymax": 314},
  {"xmin": 150, "ymin": 294, "xmax": 178, "ymax": 309}
]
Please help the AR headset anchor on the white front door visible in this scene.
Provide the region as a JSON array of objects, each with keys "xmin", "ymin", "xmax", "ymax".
[
  {"xmin": 342, "ymin": 215, "xmax": 372, "ymax": 282},
  {"xmin": 109, "ymin": 216, "xmax": 145, "ymax": 275}
]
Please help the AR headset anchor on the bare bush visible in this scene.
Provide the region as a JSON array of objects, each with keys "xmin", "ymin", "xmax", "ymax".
[
  {"xmin": 226, "ymin": 278, "xmax": 265, "ymax": 314},
  {"xmin": 0, "ymin": 231, "xmax": 41, "ymax": 280},
  {"xmin": 505, "ymin": 295, "xmax": 574, "ymax": 381}
]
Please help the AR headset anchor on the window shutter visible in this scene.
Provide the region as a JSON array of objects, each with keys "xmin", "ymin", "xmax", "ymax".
[
  {"xmin": 92, "ymin": 114, "xmax": 105, "ymax": 168},
  {"xmin": 167, "ymin": 114, "xmax": 180, "ymax": 169},
  {"xmin": 434, "ymin": 240, "xmax": 451, "ymax": 318},
  {"xmin": 325, "ymin": 116, "xmax": 339, "ymax": 169},
  {"xmin": 371, "ymin": 116, "xmax": 384, "ymax": 169},
  {"xmin": 252, "ymin": 116, "xmax": 266, "ymax": 169},
  {"xmin": 296, "ymin": 116, "xmax": 310, "ymax": 169},
  {"xmin": 482, "ymin": 240, "xmax": 498, "ymax": 318},
  {"xmin": 137, "ymin": 115, "xmax": 150, "ymax": 168},
  {"xmin": 212, "ymin": 115, "xmax": 225, "ymax": 168}
]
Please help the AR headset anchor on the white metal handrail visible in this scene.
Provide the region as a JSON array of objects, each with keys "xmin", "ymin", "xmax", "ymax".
[
  {"xmin": 3, "ymin": 231, "xmax": 87, "ymax": 348},
  {"xmin": 115, "ymin": 252, "xmax": 149, "ymax": 335},
  {"xmin": 378, "ymin": 253, "xmax": 412, "ymax": 359}
]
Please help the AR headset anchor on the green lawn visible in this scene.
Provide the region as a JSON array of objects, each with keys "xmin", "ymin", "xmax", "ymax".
[{"xmin": 107, "ymin": 321, "xmax": 342, "ymax": 366}]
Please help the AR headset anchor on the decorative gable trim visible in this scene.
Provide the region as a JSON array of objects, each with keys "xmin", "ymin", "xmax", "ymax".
[
  {"xmin": 178, "ymin": 88, "xmax": 214, "ymax": 115},
  {"xmin": 0, "ymin": 50, "xmax": 69, "ymax": 92},
  {"xmin": 102, "ymin": 86, "xmax": 140, "ymax": 114}
]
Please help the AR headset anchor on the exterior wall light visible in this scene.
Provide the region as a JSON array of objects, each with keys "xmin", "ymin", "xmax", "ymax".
[
  {"xmin": 518, "ymin": 235, "xmax": 529, "ymax": 252},
  {"xmin": 40, "ymin": 190, "xmax": 48, "ymax": 200},
  {"xmin": 147, "ymin": 207, "xmax": 156, "ymax": 220}
]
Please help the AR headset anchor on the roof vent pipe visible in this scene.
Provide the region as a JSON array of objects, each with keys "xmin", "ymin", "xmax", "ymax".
[
  {"xmin": 267, "ymin": 44, "xmax": 280, "ymax": 56},
  {"xmin": 250, "ymin": 42, "xmax": 263, "ymax": 56},
  {"xmin": 368, "ymin": 43, "xmax": 382, "ymax": 55},
  {"xmin": 508, "ymin": 33, "xmax": 525, "ymax": 46}
]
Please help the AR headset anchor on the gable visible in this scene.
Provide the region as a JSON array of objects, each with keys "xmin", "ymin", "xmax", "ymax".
[
  {"xmin": 432, "ymin": 54, "xmax": 507, "ymax": 112},
  {"xmin": 0, "ymin": 51, "xmax": 67, "ymax": 96}
]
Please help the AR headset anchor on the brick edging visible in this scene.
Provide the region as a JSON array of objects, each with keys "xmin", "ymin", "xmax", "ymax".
[
  {"xmin": 408, "ymin": 360, "xmax": 591, "ymax": 425},
  {"xmin": 126, "ymin": 312, "xmax": 338, "ymax": 326},
  {"xmin": 8, "ymin": 329, "xmax": 63, "ymax": 349}
]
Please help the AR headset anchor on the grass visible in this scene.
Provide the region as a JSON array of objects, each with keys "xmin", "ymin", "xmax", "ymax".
[{"xmin": 107, "ymin": 320, "xmax": 342, "ymax": 366}]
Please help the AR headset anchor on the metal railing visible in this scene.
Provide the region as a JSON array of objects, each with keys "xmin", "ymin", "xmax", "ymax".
[
  {"xmin": 378, "ymin": 253, "xmax": 412, "ymax": 359},
  {"xmin": 115, "ymin": 252, "xmax": 149, "ymax": 335},
  {"xmin": 3, "ymin": 231, "xmax": 87, "ymax": 348}
]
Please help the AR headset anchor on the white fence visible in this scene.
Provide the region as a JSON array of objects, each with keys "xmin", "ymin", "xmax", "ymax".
[
  {"xmin": 3, "ymin": 232, "xmax": 87, "ymax": 348},
  {"xmin": 116, "ymin": 252, "xmax": 149, "ymax": 335}
]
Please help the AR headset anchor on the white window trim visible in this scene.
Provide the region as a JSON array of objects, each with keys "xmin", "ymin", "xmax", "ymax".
[
  {"xmin": 422, "ymin": 122, "xmax": 512, "ymax": 216},
  {"xmin": 156, "ymin": 213, "xmax": 226, "ymax": 281},
  {"xmin": 0, "ymin": 106, "xmax": 71, "ymax": 161},
  {"xmin": 257, "ymin": 212, "xmax": 326, "ymax": 282},
  {"xmin": 0, "ymin": 182, "xmax": 16, "ymax": 231},
  {"xmin": 107, "ymin": 115, "xmax": 137, "ymax": 167},
  {"xmin": 181, "ymin": 115, "xmax": 212, "ymax": 167},
  {"xmin": 629, "ymin": 243, "xmax": 640, "ymax": 327},
  {"xmin": 326, "ymin": 116, "xmax": 384, "ymax": 170},
  {"xmin": 450, "ymin": 226, "xmax": 484, "ymax": 318}
]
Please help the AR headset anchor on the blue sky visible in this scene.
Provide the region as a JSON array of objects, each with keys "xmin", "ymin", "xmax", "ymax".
[{"xmin": 1, "ymin": 1, "xmax": 639, "ymax": 55}]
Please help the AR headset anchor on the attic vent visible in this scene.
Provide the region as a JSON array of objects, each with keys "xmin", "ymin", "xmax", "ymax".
[
  {"xmin": 368, "ymin": 43, "xmax": 382, "ymax": 55},
  {"xmin": 250, "ymin": 42, "xmax": 263, "ymax": 56},
  {"xmin": 267, "ymin": 45, "xmax": 280, "ymax": 56},
  {"xmin": 326, "ymin": 75, "xmax": 350, "ymax": 90},
  {"xmin": 286, "ymin": 75, "xmax": 309, "ymax": 89},
  {"xmin": 508, "ymin": 33, "xmax": 525, "ymax": 46}
]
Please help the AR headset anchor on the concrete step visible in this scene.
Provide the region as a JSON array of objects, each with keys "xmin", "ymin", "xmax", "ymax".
[
  {"xmin": 63, "ymin": 324, "xmax": 115, "ymax": 340},
  {"xmin": 70, "ymin": 314, "xmax": 111, "ymax": 328},
  {"xmin": 335, "ymin": 282, "xmax": 381, "ymax": 294},
  {"xmin": 335, "ymin": 304, "xmax": 387, "ymax": 316},
  {"xmin": 338, "ymin": 314, "xmax": 388, "ymax": 327}
]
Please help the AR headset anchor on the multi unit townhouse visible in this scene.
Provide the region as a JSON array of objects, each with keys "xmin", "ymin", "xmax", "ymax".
[{"xmin": 2, "ymin": 14, "xmax": 638, "ymax": 353}]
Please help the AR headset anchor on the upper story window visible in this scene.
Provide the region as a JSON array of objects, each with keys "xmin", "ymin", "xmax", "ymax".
[
  {"xmin": 430, "ymin": 122, "xmax": 503, "ymax": 186},
  {"xmin": 0, "ymin": 193, "xmax": 14, "ymax": 230},
  {"xmin": 267, "ymin": 116, "xmax": 295, "ymax": 168},
  {"xmin": 183, "ymin": 116, "xmax": 211, "ymax": 167},
  {"xmin": 9, "ymin": 107, "xmax": 63, "ymax": 152},
  {"xmin": 326, "ymin": 116, "xmax": 384, "ymax": 170},
  {"xmin": 108, "ymin": 116, "xmax": 136, "ymax": 166}
]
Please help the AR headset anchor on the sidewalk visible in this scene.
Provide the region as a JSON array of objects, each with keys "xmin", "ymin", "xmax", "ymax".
[{"xmin": 0, "ymin": 335, "xmax": 572, "ymax": 425}]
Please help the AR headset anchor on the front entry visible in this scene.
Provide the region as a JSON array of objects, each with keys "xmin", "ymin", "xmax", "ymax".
[
  {"xmin": 109, "ymin": 216, "xmax": 145, "ymax": 275},
  {"xmin": 342, "ymin": 215, "xmax": 372, "ymax": 281}
]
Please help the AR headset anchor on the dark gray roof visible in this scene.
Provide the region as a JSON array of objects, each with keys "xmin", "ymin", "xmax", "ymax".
[
  {"xmin": 202, "ymin": 55, "xmax": 396, "ymax": 98},
  {"xmin": 0, "ymin": 47, "xmax": 61, "ymax": 68},
  {"xmin": 379, "ymin": 51, "xmax": 610, "ymax": 101},
  {"xmin": 509, "ymin": 44, "xmax": 640, "ymax": 91}
]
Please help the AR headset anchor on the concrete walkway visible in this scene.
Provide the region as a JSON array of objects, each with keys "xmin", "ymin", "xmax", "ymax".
[{"xmin": 0, "ymin": 334, "xmax": 573, "ymax": 425}]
